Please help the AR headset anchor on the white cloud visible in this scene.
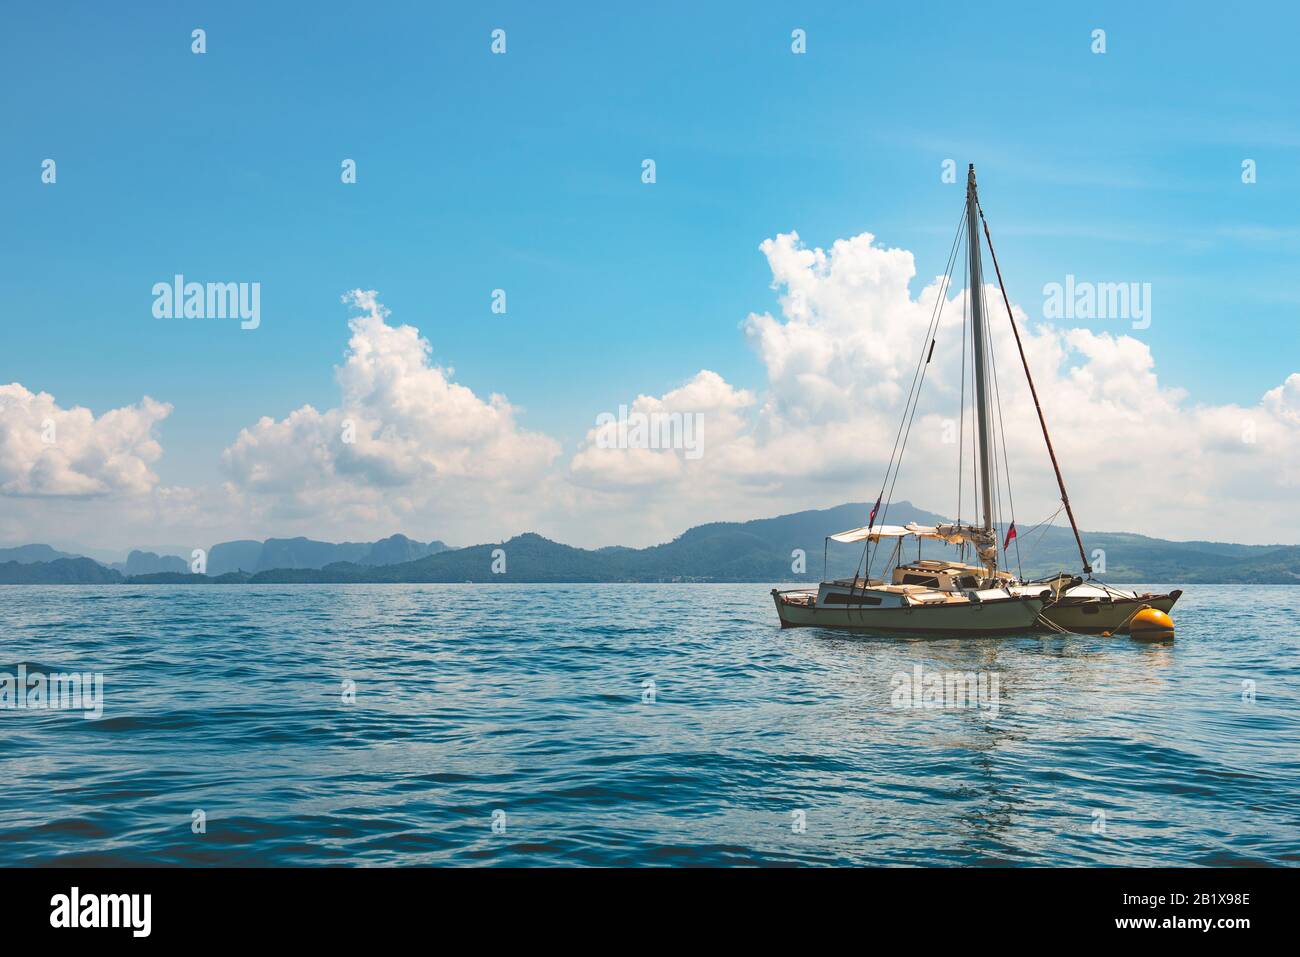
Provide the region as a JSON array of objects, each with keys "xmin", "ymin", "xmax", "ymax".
[
  {"xmin": 1263, "ymin": 373, "xmax": 1300, "ymax": 426},
  {"xmin": 576, "ymin": 231, "xmax": 1300, "ymax": 546},
  {"xmin": 570, "ymin": 371, "xmax": 756, "ymax": 488},
  {"xmin": 0, "ymin": 383, "xmax": 171, "ymax": 497},
  {"xmin": 5, "ymin": 239, "xmax": 1297, "ymax": 553},
  {"xmin": 219, "ymin": 290, "xmax": 562, "ymax": 542}
]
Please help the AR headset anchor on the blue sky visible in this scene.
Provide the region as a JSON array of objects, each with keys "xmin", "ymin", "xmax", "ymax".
[{"xmin": 3, "ymin": 1, "xmax": 1299, "ymax": 549}]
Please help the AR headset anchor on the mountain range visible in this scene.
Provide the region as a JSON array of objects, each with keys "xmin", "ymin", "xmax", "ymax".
[
  {"xmin": 1, "ymin": 503, "xmax": 1296, "ymax": 584},
  {"xmin": 0, "ymin": 534, "xmax": 447, "ymax": 583}
]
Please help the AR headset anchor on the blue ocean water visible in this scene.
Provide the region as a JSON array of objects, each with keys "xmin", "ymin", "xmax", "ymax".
[{"xmin": 1, "ymin": 583, "xmax": 1297, "ymax": 866}]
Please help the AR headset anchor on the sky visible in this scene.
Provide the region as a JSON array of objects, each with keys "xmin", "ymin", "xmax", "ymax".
[{"xmin": 2, "ymin": 1, "xmax": 1298, "ymax": 555}]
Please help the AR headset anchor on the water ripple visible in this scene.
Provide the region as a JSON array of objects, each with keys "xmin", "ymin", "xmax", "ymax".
[{"xmin": 0, "ymin": 583, "xmax": 1296, "ymax": 865}]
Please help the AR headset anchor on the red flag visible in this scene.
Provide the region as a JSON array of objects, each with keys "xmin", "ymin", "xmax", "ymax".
[
  {"xmin": 1003, "ymin": 522, "xmax": 1017, "ymax": 550},
  {"xmin": 868, "ymin": 495, "xmax": 882, "ymax": 528}
]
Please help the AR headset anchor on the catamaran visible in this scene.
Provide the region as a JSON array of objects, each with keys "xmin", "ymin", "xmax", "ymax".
[{"xmin": 772, "ymin": 165, "xmax": 1180, "ymax": 637}]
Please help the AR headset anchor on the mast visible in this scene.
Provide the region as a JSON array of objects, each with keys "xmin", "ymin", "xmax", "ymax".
[{"xmin": 965, "ymin": 165, "xmax": 996, "ymax": 570}]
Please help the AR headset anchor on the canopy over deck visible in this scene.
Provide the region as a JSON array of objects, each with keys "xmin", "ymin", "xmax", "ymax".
[{"xmin": 827, "ymin": 522, "xmax": 993, "ymax": 546}]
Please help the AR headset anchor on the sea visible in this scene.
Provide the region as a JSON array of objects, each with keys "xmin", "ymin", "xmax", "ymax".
[{"xmin": 2, "ymin": 583, "xmax": 1297, "ymax": 866}]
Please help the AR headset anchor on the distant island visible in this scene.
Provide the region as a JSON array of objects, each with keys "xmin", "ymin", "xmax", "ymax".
[{"xmin": 1, "ymin": 503, "xmax": 1297, "ymax": 585}]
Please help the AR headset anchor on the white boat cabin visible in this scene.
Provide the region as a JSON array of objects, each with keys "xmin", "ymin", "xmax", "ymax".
[{"xmin": 808, "ymin": 559, "xmax": 1020, "ymax": 610}]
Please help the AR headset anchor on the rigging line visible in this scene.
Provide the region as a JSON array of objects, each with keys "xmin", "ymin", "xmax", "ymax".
[
  {"xmin": 982, "ymin": 271, "xmax": 1022, "ymax": 579},
  {"xmin": 978, "ymin": 200, "xmax": 1091, "ymax": 575},
  {"xmin": 972, "ymin": 280, "xmax": 992, "ymax": 547},
  {"xmin": 1019, "ymin": 506, "xmax": 1064, "ymax": 566},
  {"xmin": 868, "ymin": 308, "xmax": 955, "ymax": 585},
  {"xmin": 967, "ymin": 272, "xmax": 978, "ymax": 539},
  {"xmin": 956, "ymin": 235, "xmax": 968, "ymax": 529},
  {"xmin": 857, "ymin": 214, "xmax": 962, "ymax": 582},
  {"xmin": 1034, "ymin": 613, "xmax": 1078, "ymax": 636},
  {"xmin": 874, "ymin": 278, "xmax": 949, "ymax": 572},
  {"xmin": 992, "ymin": 326, "xmax": 1020, "ymax": 577},
  {"xmin": 875, "ymin": 205, "xmax": 964, "ymax": 507},
  {"xmin": 855, "ymin": 205, "xmax": 966, "ymax": 587},
  {"xmin": 955, "ymin": 263, "xmax": 972, "ymax": 559},
  {"xmin": 984, "ymin": 282, "xmax": 1011, "ymax": 577},
  {"xmin": 973, "ymin": 265, "xmax": 1001, "ymax": 559},
  {"xmin": 1019, "ymin": 504, "xmax": 1065, "ymax": 545},
  {"xmin": 873, "ymin": 239, "xmax": 960, "ymax": 569},
  {"xmin": 971, "ymin": 289, "xmax": 979, "ymax": 536},
  {"xmin": 976, "ymin": 274, "xmax": 996, "ymax": 538}
]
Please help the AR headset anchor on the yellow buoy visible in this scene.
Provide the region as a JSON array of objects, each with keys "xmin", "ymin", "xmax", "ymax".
[{"xmin": 1127, "ymin": 607, "xmax": 1175, "ymax": 642}]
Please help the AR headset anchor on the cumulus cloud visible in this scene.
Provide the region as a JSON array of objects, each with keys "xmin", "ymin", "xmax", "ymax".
[
  {"xmin": 220, "ymin": 290, "xmax": 562, "ymax": 541},
  {"xmin": 570, "ymin": 371, "xmax": 756, "ymax": 488},
  {"xmin": 1263, "ymin": 373, "xmax": 1300, "ymax": 426},
  {"xmin": 7, "ymin": 236, "xmax": 1296, "ymax": 552},
  {"xmin": 0, "ymin": 384, "xmax": 171, "ymax": 497},
  {"xmin": 576, "ymin": 231, "xmax": 1300, "ymax": 545}
]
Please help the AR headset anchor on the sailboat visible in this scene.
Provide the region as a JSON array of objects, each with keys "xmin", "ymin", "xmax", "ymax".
[{"xmin": 772, "ymin": 165, "xmax": 1181, "ymax": 636}]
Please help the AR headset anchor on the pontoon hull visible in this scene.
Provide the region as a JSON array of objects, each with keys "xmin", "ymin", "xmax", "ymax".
[
  {"xmin": 1040, "ymin": 590, "xmax": 1181, "ymax": 634},
  {"xmin": 771, "ymin": 590, "xmax": 1046, "ymax": 636}
]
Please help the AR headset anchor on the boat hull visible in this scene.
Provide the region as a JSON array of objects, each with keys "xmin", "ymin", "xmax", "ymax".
[
  {"xmin": 1040, "ymin": 590, "xmax": 1181, "ymax": 634},
  {"xmin": 771, "ymin": 590, "xmax": 1046, "ymax": 636}
]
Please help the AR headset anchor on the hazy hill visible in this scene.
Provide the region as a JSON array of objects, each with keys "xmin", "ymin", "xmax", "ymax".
[
  {"xmin": 0, "ymin": 544, "xmax": 81, "ymax": 563},
  {"xmin": 0, "ymin": 558, "xmax": 122, "ymax": 583},
  {"xmin": 363, "ymin": 533, "xmax": 449, "ymax": 566},
  {"xmin": 112, "ymin": 550, "xmax": 190, "ymax": 575},
  {"xmin": 206, "ymin": 535, "xmax": 449, "ymax": 574},
  {"xmin": 246, "ymin": 503, "xmax": 1300, "ymax": 585},
  {"xmin": 207, "ymin": 540, "xmax": 264, "ymax": 576},
  {"xmin": 251, "ymin": 533, "xmax": 619, "ymax": 583},
  {"xmin": 254, "ymin": 537, "xmax": 370, "ymax": 571},
  {"xmin": 2, "ymin": 502, "xmax": 1296, "ymax": 583}
]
